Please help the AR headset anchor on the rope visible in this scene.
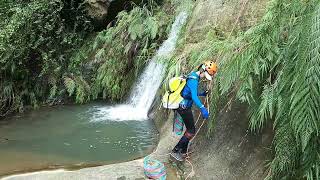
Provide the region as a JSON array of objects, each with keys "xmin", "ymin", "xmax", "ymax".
[
  {"xmin": 194, "ymin": 113, "xmax": 201, "ymax": 126},
  {"xmin": 185, "ymin": 159, "xmax": 195, "ymax": 180}
]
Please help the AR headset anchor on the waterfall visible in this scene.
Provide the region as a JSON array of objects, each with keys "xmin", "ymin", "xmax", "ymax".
[{"xmin": 91, "ymin": 12, "xmax": 188, "ymax": 122}]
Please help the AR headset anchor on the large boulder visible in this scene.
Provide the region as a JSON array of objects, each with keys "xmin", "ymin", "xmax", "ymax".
[
  {"xmin": 85, "ymin": 0, "xmax": 111, "ymax": 23},
  {"xmin": 85, "ymin": 0, "xmax": 143, "ymax": 30}
]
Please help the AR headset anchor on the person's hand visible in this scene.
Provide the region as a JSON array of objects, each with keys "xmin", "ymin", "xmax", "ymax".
[
  {"xmin": 204, "ymin": 90, "xmax": 210, "ymax": 96},
  {"xmin": 198, "ymin": 90, "xmax": 209, "ymax": 96},
  {"xmin": 200, "ymin": 106, "xmax": 209, "ymax": 119}
]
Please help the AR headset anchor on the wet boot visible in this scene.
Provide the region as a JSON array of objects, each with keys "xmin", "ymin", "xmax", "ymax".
[
  {"xmin": 174, "ymin": 136, "xmax": 189, "ymax": 151},
  {"xmin": 171, "ymin": 136, "xmax": 189, "ymax": 161},
  {"xmin": 170, "ymin": 150, "xmax": 184, "ymax": 161}
]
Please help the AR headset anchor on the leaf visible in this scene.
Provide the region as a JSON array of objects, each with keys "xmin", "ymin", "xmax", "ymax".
[{"xmin": 64, "ymin": 77, "xmax": 76, "ymax": 96}]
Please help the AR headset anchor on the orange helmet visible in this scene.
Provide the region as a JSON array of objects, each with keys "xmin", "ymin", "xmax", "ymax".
[
  {"xmin": 204, "ymin": 61, "xmax": 217, "ymax": 75},
  {"xmin": 200, "ymin": 61, "xmax": 217, "ymax": 80}
]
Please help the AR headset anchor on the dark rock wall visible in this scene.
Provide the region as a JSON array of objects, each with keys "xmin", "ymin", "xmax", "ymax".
[{"xmin": 189, "ymin": 101, "xmax": 273, "ymax": 180}]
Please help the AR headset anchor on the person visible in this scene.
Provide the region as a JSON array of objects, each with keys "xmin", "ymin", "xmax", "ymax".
[{"xmin": 170, "ymin": 61, "xmax": 218, "ymax": 161}]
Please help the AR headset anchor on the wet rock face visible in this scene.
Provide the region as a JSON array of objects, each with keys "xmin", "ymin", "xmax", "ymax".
[
  {"xmin": 85, "ymin": 0, "xmax": 111, "ymax": 22},
  {"xmin": 190, "ymin": 101, "xmax": 273, "ymax": 180},
  {"xmin": 85, "ymin": 0, "xmax": 143, "ymax": 30}
]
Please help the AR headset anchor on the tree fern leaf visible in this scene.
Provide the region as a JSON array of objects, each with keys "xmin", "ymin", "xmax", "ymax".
[
  {"xmin": 64, "ymin": 77, "xmax": 75, "ymax": 96},
  {"xmin": 49, "ymin": 85, "xmax": 57, "ymax": 99}
]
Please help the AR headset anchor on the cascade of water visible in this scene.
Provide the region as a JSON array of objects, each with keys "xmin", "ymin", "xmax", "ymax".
[{"xmin": 91, "ymin": 12, "xmax": 188, "ymax": 122}]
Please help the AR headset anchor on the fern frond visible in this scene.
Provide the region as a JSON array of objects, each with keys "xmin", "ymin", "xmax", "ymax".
[
  {"xmin": 64, "ymin": 77, "xmax": 76, "ymax": 96},
  {"xmin": 268, "ymin": 122, "xmax": 299, "ymax": 179},
  {"xmin": 211, "ymin": 0, "xmax": 320, "ymax": 179},
  {"xmin": 288, "ymin": 1, "xmax": 320, "ymax": 143},
  {"xmin": 249, "ymin": 84, "xmax": 275, "ymax": 131}
]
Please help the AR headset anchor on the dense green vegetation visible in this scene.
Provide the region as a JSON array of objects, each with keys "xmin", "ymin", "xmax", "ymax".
[
  {"xmin": 2, "ymin": 0, "xmax": 320, "ymax": 179},
  {"xmin": 219, "ymin": 1, "xmax": 320, "ymax": 179},
  {"xmin": 0, "ymin": 0, "xmax": 173, "ymax": 116},
  {"xmin": 167, "ymin": 0, "xmax": 320, "ymax": 179},
  {"xmin": 0, "ymin": 0, "xmax": 92, "ymax": 116},
  {"xmin": 91, "ymin": 3, "xmax": 172, "ymax": 100}
]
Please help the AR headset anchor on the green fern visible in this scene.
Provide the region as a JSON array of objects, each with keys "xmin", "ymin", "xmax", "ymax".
[
  {"xmin": 64, "ymin": 77, "xmax": 76, "ymax": 96},
  {"xmin": 214, "ymin": 0, "xmax": 320, "ymax": 179},
  {"xmin": 91, "ymin": 3, "xmax": 172, "ymax": 100},
  {"xmin": 0, "ymin": 0, "xmax": 92, "ymax": 113}
]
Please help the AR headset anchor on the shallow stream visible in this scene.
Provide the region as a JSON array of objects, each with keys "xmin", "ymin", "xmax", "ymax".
[{"xmin": 0, "ymin": 102, "xmax": 158, "ymax": 176}]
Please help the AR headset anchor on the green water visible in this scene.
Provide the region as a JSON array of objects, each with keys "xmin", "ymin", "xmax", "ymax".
[{"xmin": 0, "ymin": 102, "xmax": 158, "ymax": 175}]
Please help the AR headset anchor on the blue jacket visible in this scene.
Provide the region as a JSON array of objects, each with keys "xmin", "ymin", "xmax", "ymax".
[{"xmin": 180, "ymin": 72, "xmax": 206, "ymax": 109}]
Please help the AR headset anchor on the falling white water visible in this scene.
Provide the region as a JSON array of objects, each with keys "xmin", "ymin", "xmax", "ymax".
[{"xmin": 91, "ymin": 12, "xmax": 188, "ymax": 122}]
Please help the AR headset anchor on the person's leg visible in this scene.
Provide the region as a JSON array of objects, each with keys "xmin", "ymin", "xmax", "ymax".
[{"xmin": 172, "ymin": 108, "xmax": 195, "ymax": 154}]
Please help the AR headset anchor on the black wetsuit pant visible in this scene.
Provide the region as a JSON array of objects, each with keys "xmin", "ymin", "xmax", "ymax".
[{"xmin": 173, "ymin": 107, "xmax": 196, "ymax": 154}]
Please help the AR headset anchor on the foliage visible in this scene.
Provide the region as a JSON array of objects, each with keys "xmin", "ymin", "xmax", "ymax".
[
  {"xmin": 215, "ymin": 0, "xmax": 320, "ymax": 179},
  {"xmin": 0, "ymin": 0, "xmax": 174, "ymax": 116},
  {"xmin": 0, "ymin": 0, "xmax": 93, "ymax": 116},
  {"xmin": 91, "ymin": 4, "xmax": 172, "ymax": 100}
]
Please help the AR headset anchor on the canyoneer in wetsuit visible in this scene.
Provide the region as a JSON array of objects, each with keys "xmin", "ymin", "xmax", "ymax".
[{"xmin": 170, "ymin": 61, "xmax": 218, "ymax": 161}]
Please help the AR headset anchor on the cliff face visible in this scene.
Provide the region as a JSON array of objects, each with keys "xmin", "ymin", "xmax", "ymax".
[
  {"xmin": 188, "ymin": 102, "xmax": 273, "ymax": 180},
  {"xmin": 166, "ymin": 0, "xmax": 273, "ymax": 179}
]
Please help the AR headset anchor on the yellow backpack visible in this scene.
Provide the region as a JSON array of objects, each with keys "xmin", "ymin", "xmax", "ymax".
[{"xmin": 162, "ymin": 76, "xmax": 187, "ymax": 109}]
